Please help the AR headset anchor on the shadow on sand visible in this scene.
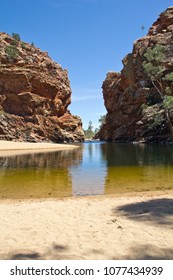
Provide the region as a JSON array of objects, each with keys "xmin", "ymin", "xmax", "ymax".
[
  {"xmin": 7, "ymin": 199, "xmax": 173, "ymax": 260},
  {"xmin": 9, "ymin": 243, "xmax": 85, "ymax": 260},
  {"xmin": 114, "ymin": 198, "xmax": 173, "ymax": 226},
  {"xmin": 10, "ymin": 243, "xmax": 69, "ymax": 260},
  {"xmin": 111, "ymin": 198, "xmax": 173, "ymax": 259},
  {"xmin": 113, "ymin": 244, "xmax": 173, "ymax": 260}
]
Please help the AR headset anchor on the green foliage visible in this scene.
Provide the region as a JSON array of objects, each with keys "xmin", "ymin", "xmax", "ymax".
[
  {"xmin": 94, "ymin": 128, "xmax": 99, "ymax": 134},
  {"xmin": 11, "ymin": 40, "xmax": 18, "ymax": 46},
  {"xmin": 149, "ymin": 111, "xmax": 164, "ymax": 130},
  {"xmin": 143, "ymin": 44, "xmax": 166, "ymax": 98},
  {"xmin": 84, "ymin": 121, "xmax": 98, "ymax": 139},
  {"xmin": 20, "ymin": 41, "xmax": 26, "ymax": 49},
  {"xmin": 84, "ymin": 115, "xmax": 107, "ymax": 139},
  {"xmin": 144, "ymin": 44, "xmax": 166, "ymax": 62},
  {"xmin": 152, "ymin": 114, "xmax": 164, "ymax": 128},
  {"xmin": 143, "ymin": 44, "xmax": 166, "ymax": 80},
  {"xmin": 163, "ymin": 72, "xmax": 173, "ymax": 82},
  {"xmin": 31, "ymin": 42, "xmax": 35, "ymax": 47},
  {"xmin": 142, "ymin": 44, "xmax": 173, "ymax": 99},
  {"xmin": 12, "ymin": 33, "xmax": 21, "ymax": 41},
  {"xmin": 88, "ymin": 120, "xmax": 93, "ymax": 131},
  {"xmin": 143, "ymin": 62, "xmax": 164, "ymax": 80},
  {"xmin": 165, "ymin": 87, "xmax": 171, "ymax": 94},
  {"xmin": 141, "ymin": 103, "xmax": 148, "ymax": 111},
  {"xmin": 98, "ymin": 115, "xmax": 106, "ymax": 128},
  {"xmin": 143, "ymin": 44, "xmax": 173, "ymax": 137},
  {"xmin": 163, "ymin": 96, "xmax": 173, "ymax": 110},
  {"xmin": 163, "ymin": 72, "xmax": 173, "ymax": 94},
  {"xmin": 84, "ymin": 121, "xmax": 94, "ymax": 139},
  {"xmin": 5, "ymin": 45, "xmax": 19, "ymax": 60}
]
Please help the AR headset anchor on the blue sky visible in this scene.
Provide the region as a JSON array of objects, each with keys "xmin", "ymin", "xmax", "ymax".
[{"xmin": 1, "ymin": 0, "xmax": 173, "ymax": 129}]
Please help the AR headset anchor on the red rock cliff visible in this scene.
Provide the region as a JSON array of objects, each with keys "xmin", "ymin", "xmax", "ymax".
[
  {"xmin": 0, "ymin": 33, "xmax": 84, "ymax": 143},
  {"xmin": 98, "ymin": 7, "xmax": 173, "ymax": 143}
]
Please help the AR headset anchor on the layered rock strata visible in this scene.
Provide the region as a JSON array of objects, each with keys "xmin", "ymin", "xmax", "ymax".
[
  {"xmin": 0, "ymin": 32, "xmax": 84, "ymax": 143},
  {"xmin": 98, "ymin": 7, "xmax": 173, "ymax": 143}
]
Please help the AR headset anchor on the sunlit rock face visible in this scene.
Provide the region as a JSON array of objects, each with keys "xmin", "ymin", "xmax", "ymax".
[
  {"xmin": 0, "ymin": 32, "xmax": 84, "ymax": 143},
  {"xmin": 97, "ymin": 7, "xmax": 173, "ymax": 143}
]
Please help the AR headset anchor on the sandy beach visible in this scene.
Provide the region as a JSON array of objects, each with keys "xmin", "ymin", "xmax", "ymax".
[
  {"xmin": 0, "ymin": 140, "xmax": 173, "ymax": 260},
  {"xmin": 0, "ymin": 140, "xmax": 78, "ymax": 156},
  {"xmin": 0, "ymin": 191, "xmax": 173, "ymax": 260}
]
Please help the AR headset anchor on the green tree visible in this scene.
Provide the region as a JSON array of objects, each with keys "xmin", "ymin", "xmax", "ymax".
[
  {"xmin": 143, "ymin": 44, "xmax": 166, "ymax": 98},
  {"xmin": 164, "ymin": 72, "xmax": 173, "ymax": 82},
  {"xmin": 12, "ymin": 33, "xmax": 21, "ymax": 41},
  {"xmin": 88, "ymin": 120, "xmax": 93, "ymax": 131},
  {"xmin": 98, "ymin": 114, "xmax": 106, "ymax": 128},
  {"xmin": 84, "ymin": 121, "xmax": 95, "ymax": 139},
  {"xmin": 94, "ymin": 128, "xmax": 99, "ymax": 134},
  {"xmin": 143, "ymin": 44, "xmax": 173, "ymax": 137},
  {"xmin": 163, "ymin": 96, "xmax": 173, "ymax": 109}
]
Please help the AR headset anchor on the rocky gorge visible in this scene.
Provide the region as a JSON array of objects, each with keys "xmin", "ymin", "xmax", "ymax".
[
  {"xmin": 0, "ymin": 32, "xmax": 84, "ymax": 143},
  {"xmin": 97, "ymin": 7, "xmax": 173, "ymax": 143}
]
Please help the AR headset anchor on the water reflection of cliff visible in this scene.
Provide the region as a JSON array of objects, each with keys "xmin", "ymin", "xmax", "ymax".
[
  {"xmin": 0, "ymin": 148, "xmax": 83, "ymax": 199},
  {"xmin": 100, "ymin": 143, "xmax": 173, "ymax": 194},
  {"xmin": 1, "ymin": 143, "xmax": 173, "ymax": 199},
  {"xmin": 100, "ymin": 143, "xmax": 173, "ymax": 166}
]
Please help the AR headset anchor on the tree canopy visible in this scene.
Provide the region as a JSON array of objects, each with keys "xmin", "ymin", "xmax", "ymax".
[{"xmin": 142, "ymin": 44, "xmax": 173, "ymax": 137}]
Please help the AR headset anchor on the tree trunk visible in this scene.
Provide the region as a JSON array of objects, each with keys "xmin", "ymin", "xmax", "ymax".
[{"xmin": 151, "ymin": 79, "xmax": 164, "ymax": 99}]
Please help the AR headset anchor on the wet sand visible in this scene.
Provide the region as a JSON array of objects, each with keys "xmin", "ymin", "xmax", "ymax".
[
  {"xmin": 0, "ymin": 191, "xmax": 173, "ymax": 260},
  {"xmin": 0, "ymin": 140, "xmax": 78, "ymax": 156}
]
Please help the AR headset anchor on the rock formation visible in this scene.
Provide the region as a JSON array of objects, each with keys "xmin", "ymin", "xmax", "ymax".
[
  {"xmin": 97, "ymin": 7, "xmax": 173, "ymax": 143},
  {"xmin": 0, "ymin": 32, "xmax": 84, "ymax": 143}
]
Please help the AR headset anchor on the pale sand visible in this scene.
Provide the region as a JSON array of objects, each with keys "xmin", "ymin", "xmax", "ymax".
[
  {"xmin": 0, "ymin": 140, "xmax": 78, "ymax": 156},
  {"xmin": 0, "ymin": 190, "xmax": 173, "ymax": 260}
]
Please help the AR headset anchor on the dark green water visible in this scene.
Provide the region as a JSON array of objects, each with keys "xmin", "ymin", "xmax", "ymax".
[{"xmin": 0, "ymin": 142, "xmax": 173, "ymax": 199}]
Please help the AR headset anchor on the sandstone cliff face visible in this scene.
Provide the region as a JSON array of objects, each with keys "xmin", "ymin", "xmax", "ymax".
[
  {"xmin": 98, "ymin": 7, "xmax": 173, "ymax": 143},
  {"xmin": 0, "ymin": 33, "xmax": 84, "ymax": 143}
]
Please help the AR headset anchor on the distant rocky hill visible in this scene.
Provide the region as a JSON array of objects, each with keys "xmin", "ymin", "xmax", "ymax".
[
  {"xmin": 97, "ymin": 7, "xmax": 173, "ymax": 143},
  {"xmin": 0, "ymin": 32, "xmax": 84, "ymax": 143}
]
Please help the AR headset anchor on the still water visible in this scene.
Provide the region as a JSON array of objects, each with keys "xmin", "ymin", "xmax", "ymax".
[{"xmin": 0, "ymin": 142, "xmax": 173, "ymax": 199}]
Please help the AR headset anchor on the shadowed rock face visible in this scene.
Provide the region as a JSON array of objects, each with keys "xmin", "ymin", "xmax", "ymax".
[
  {"xmin": 0, "ymin": 32, "xmax": 84, "ymax": 143},
  {"xmin": 97, "ymin": 7, "xmax": 173, "ymax": 143}
]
